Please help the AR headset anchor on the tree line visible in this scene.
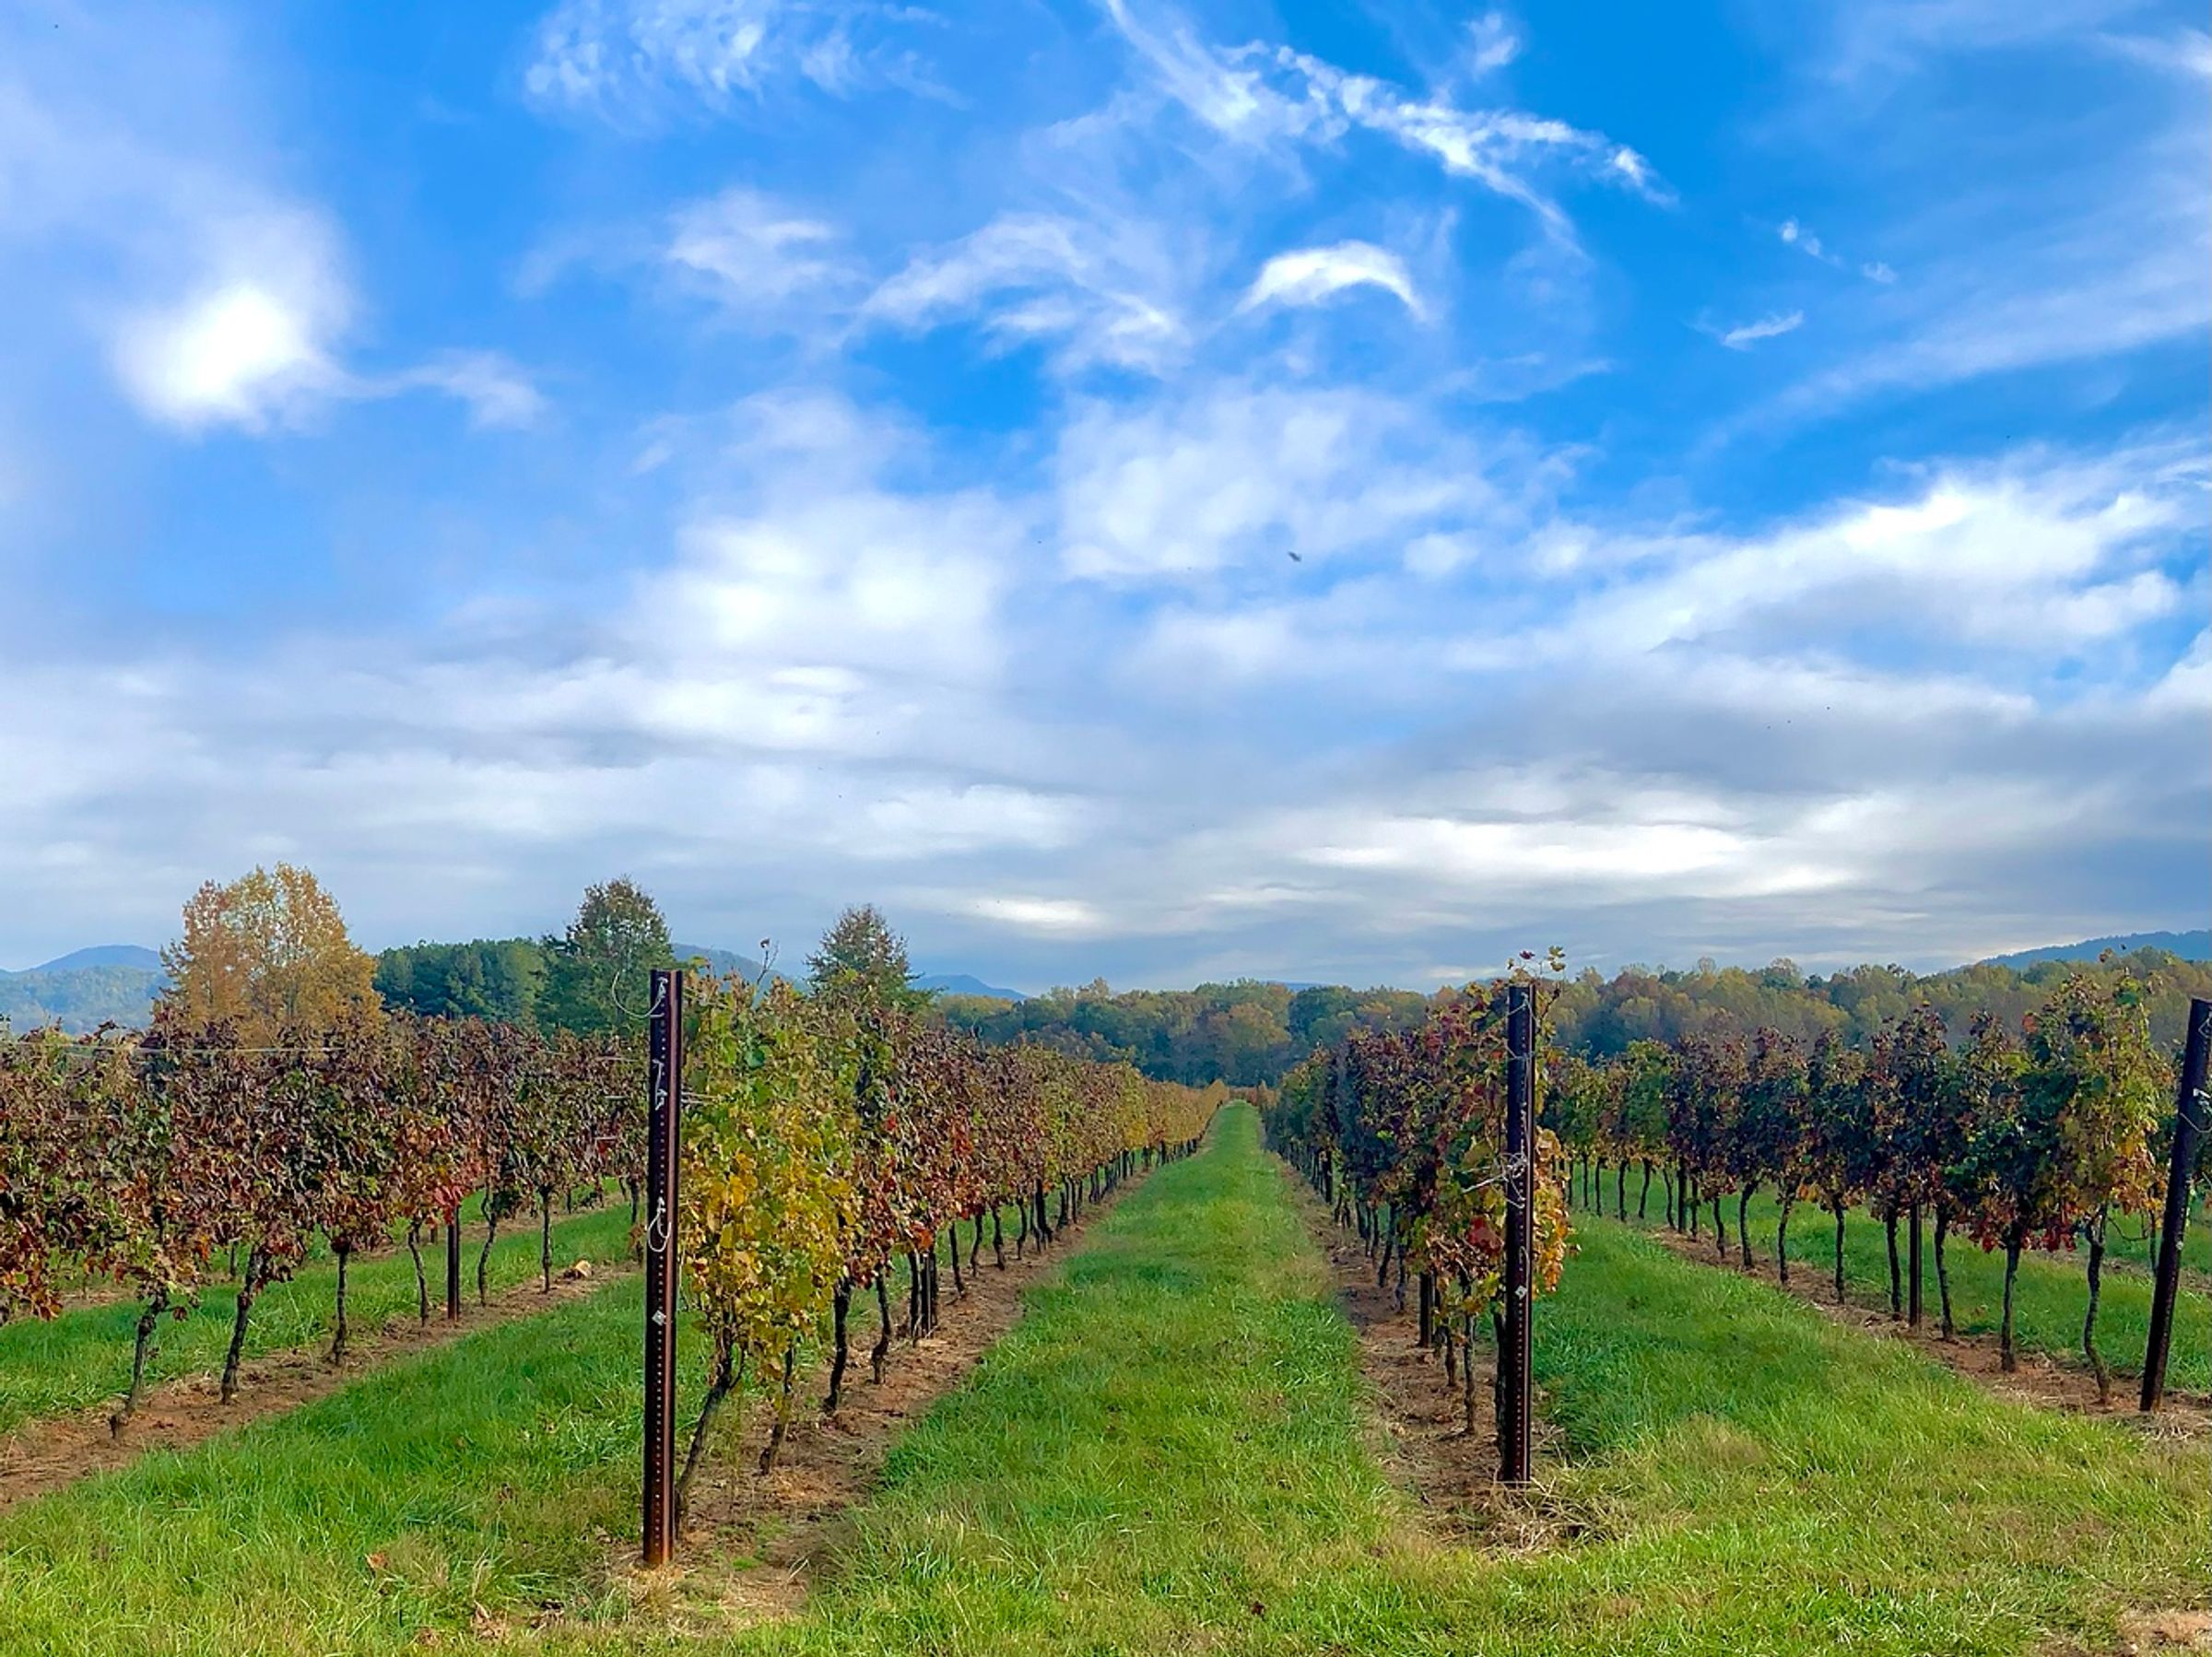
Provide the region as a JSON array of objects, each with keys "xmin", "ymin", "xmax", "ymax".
[
  {"xmin": 931, "ymin": 949, "xmax": 2212, "ymax": 1087},
  {"xmin": 1262, "ymin": 960, "xmax": 1572, "ymax": 1440},
  {"xmin": 1540, "ymin": 966, "xmax": 2186, "ymax": 1399}
]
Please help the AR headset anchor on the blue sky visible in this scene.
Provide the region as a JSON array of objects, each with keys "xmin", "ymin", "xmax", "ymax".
[{"xmin": 2, "ymin": 0, "xmax": 2206, "ymax": 991}]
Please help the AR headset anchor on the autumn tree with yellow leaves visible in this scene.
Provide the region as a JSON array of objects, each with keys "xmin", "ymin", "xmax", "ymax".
[{"xmin": 159, "ymin": 864, "xmax": 382, "ymax": 1043}]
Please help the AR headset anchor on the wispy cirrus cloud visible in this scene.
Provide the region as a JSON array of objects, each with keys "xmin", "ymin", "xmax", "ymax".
[
  {"xmin": 371, "ymin": 351, "xmax": 547, "ymax": 430},
  {"xmin": 1462, "ymin": 12, "xmax": 1522, "ymax": 76},
  {"xmin": 1706, "ymin": 309, "xmax": 1804, "ymax": 350},
  {"xmin": 523, "ymin": 0, "xmax": 945, "ymax": 118},
  {"xmin": 1779, "ymin": 217, "xmax": 1896, "ymax": 283},
  {"xmin": 1097, "ymin": 0, "xmax": 1669, "ymax": 234},
  {"xmin": 2098, "ymin": 24, "xmax": 2212, "ymax": 77},
  {"xmin": 666, "ymin": 186, "xmax": 857, "ymax": 311},
  {"xmin": 1239, "ymin": 241, "xmax": 1422, "ymax": 317},
  {"xmin": 862, "ymin": 211, "xmax": 1187, "ymax": 375}
]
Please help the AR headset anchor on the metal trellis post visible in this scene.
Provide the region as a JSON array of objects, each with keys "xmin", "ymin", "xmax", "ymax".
[
  {"xmin": 445, "ymin": 1206, "xmax": 461, "ymax": 1322},
  {"xmin": 2141, "ymin": 995, "xmax": 2210, "ymax": 1414},
  {"xmin": 1501, "ymin": 981, "xmax": 1535, "ymax": 1487},
  {"xmin": 642, "ymin": 968, "xmax": 684, "ymax": 1565}
]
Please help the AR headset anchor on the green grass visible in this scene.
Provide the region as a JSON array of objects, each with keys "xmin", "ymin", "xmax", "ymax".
[
  {"xmin": 1, "ymin": 1112, "xmax": 2202, "ymax": 1656},
  {"xmin": 0, "ymin": 1202, "xmax": 636, "ymax": 1435},
  {"xmin": 1580, "ymin": 1178, "xmax": 2211, "ymax": 1393},
  {"xmin": 0, "ymin": 1272, "xmax": 661, "ymax": 1655}
]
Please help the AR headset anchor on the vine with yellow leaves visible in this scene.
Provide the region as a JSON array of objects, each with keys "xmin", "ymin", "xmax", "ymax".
[{"xmin": 673, "ymin": 970, "xmax": 1218, "ymax": 1522}]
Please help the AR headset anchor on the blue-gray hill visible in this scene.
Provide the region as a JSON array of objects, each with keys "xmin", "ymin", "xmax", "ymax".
[{"xmin": 1977, "ymin": 930, "xmax": 2209, "ymax": 970}]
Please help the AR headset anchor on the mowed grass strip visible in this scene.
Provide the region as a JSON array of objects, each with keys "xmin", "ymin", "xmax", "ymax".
[
  {"xmin": 0, "ymin": 1270, "xmax": 680, "ymax": 1655},
  {"xmin": 569, "ymin": 1108, "xmax": 2203, "ymax": 1656},
  {"xmin": 0, "ymin": 1202, "xmax": 637, "ymax": 1436},
  {"xmin": 0, "ymin": 1197, "xmax": 1113, "ymax": 1655},
  {"xmin": 1, "ymin": 1111, "xmax": 2203, "ymax": 1656},
  {"xmin": 1587, "ymin": 1181, "xmax": 2210, "ymax": 1393}
]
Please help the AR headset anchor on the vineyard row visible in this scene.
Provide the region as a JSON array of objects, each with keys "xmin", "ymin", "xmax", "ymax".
[
  {"xmin": 1264, "ymin": 969, "xmax": 1573, "ymax": 1441},
  {"xmin": 1535, "ymin": 968, "xmax": 2179, "ymax": 1396},
  {"xmin": 0, "ymin": 973, "xmax": 1219, "ymax": 1487}
]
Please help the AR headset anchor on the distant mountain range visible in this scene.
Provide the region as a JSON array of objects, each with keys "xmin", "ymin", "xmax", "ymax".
[
  {"xmin": 0, "ymin": 945, "xmax": 169, "ymax": 1032},
  {"xmin": 672, "ymin": 948, "xmax": 1025, "ymax": 1002},
  {"xmin": 1976, "ymin": 930, "xmax": 2210, "ymax": 970},
  {"xmin": 32, "ymin": 944, "xmax": 164, "ymax": 973},
  {"xmin": 914, "ymin": 973, "xmax": 1026, "ymax": 1002},
  {"xmin": 6, "ymin": 929, "xmax": 2197, "ymax": 1035},
  {"xmin": 672, "ymin": 943, "xmax": 777, "ymax": 982}
]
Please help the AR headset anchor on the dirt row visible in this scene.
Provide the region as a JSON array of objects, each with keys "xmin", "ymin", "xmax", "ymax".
[
  {"xmin": 0, "ymin": 1256, "xmax": 628, "ymax": 1509},
  {"xmin": 1269, "ymin": 1160, "xmax": 1586, "ymax": 1550},
  {"xmin": 594, "ymin": 1177, "xmax": 1155, "ymax": 1637}
]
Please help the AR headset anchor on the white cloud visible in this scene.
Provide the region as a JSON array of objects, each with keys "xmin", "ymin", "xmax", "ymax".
[
  {"xmin": 1459, "ymin": 441, "xmax": 2202, "ymax": 671},
  {"xmin": 2100, "ymin": 27, "xmax": 2212, "ymax": 78},
  {"xmin": 524, "ymin": 0, "xmax": 937, "ymax": 115},
  {"xmin": 107, "ymin": 211, "xmax": 348, "ymax": 431},
  {"xmin": 1464, "ymin": 13, "xmax": 1522, "ymax": 75},
  {"xmin": 1098, "ymin": 1, "xmax": 1668, "ymax": 229},
  {"xmin": 1769, "ymin": 145, "xmax": 2206, "ymax": 418},
  {"xmin": 1240, "ymin": 241, "xmax": 1422, "ymax": 317},
  {"xmin": 1138, "ymin": 605, "xmax": 1300, "ymax": 680},
  {"xmin": 1299, "ymin": 812, "xmax": 1809, "ymax": 898},
  {"xmin": 2143, "ymin": 630, "xmax": 2212, "ymax": 712},
  {"xmin": 1777, "ymin": 217, "xmax": 1897, "ymax": 284},
  {"xmin": 0, "ymin": 16, "xmax": 535, "ymax": 438},
  {"xmin": 1830, "ymin": 0, "xmax": 2148, "ymax": 79},
  {"xmin": 2, "ymin": 404, "xmax": 2202, "ymax": 983},
  {"xmin": 1712, "ymin": 310, "xmax": 1804, "ymax": 350},
  {"xmin": 966, "ymin": 896, "xmax": 1107, "ymax": 934},
  {"xmin": 666, "ymin": 186, "xmax": 852, "ymax": 308},
  {"xmin": 1779, "ymin": 217, "xmax": 1832, "ymax": 262},
  {"xmin": 1054, "ymin": 385, "xmax": 1515, "ymax": 582},
  {"xmin": 380, "ymin": 352, "xmax": 547, "ymax": 429},
  {"xmin": 863, "ymin": 211, "xmax": 1184, "ymax": 374},
  {"xmin": 1094, "ymin": 0, "xmax": 1325, "ymax": 146},
  {"xmin": 851, "ymin": 786, "xmax": 1088, "ymax": 859}
]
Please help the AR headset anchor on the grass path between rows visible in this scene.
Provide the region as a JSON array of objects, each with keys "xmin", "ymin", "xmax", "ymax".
[
  {"xmin": 1576, "ymin": 1179, "xmax": 2211, "ymax": 1394},
  {"xmin": 1, "ymin": 1109, "xmax": 2203, "ymax": 1655},
  {"xmin": 632, "ymin": 1107, "xmax": 2209, "ymax": 1655},
  {"xmin": 0, "ymin": 1202, "xmax": 637, "ymax": 1436}
]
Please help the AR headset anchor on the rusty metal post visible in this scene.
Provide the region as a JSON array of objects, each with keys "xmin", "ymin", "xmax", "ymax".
[
  {"xmin": 1500, "ymin": 981, "xmax": 1535, "ymax": 1487},
  {"xmin": 642, "ymin": 969, "xmax": 683, "ymax": 1565},
  {"xmin": 2141, "ymin": 996, "xmax": 2209, "ymax": 1413}
]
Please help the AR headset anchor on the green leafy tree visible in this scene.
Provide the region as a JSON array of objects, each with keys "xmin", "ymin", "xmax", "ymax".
[
  {"xmin": 375, "ymin": 939, "xmax": 548, "ymax": 1028},
  {"xmin": 807, "ymin": 904, "xmax": 922, "ymax": 1009},
  {"xmin": 540, "ymin": 878, "xmax": 672, "ymax": 1035}
]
